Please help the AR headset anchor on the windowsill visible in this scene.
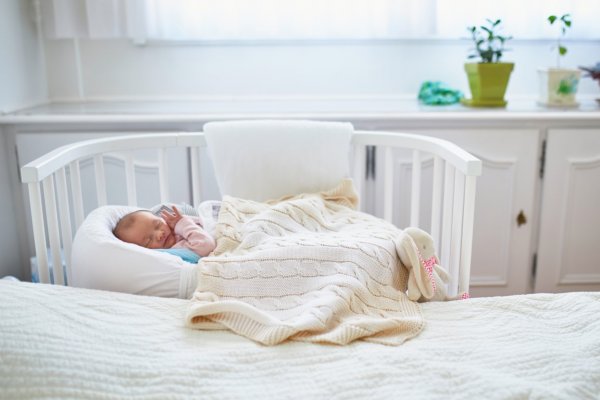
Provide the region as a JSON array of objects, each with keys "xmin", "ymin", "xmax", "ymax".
[{"xmin": 1, "ymin": 97, "xmax": 599, "ymax": 125}]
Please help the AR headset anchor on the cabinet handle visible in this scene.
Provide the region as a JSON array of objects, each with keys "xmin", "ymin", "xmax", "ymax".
[{"xmin": 516, "ymin": 210, "xmax": 527, "ymax": 227}]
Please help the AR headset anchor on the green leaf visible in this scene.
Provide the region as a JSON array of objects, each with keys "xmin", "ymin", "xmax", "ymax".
[
  {"xmin": 548, "ymin": 15, "xmax": 557, "ymax": 24},
  {"xmin": 494, "ymin": 19, "xmax": 501, "ymax": 26},
  {"xmin": 564, "ymin": 20, "xmax": 572, "ymax": 27},
  {"xmin": 559, "ymin": 46, "xmax": 567, "ymax": 56}
]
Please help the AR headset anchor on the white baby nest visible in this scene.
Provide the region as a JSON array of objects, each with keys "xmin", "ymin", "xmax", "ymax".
[{"xmin": 20, "ymin": 120, "xmax": 482, "ymax": 298}]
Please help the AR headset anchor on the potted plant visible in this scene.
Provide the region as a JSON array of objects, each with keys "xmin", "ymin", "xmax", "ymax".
[
  {"xmin": 461, "ymin": 19, "xmax": 514, "ymax": 107},
  {"xmin": 579, "ymin": 62, "xmax": 600, "ymax": 104},
  {"xmin": 538, "ymin": 14, "xmax": 581, "ymax": 107}
]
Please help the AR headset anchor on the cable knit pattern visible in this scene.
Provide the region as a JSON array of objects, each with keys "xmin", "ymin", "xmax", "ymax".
[{"xmin": 186, "ymin": 179, "xmax": 424, "ymax": 345}]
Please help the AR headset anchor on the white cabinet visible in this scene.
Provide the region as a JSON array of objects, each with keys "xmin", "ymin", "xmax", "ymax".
[
  {"xmin": 3, "ymin": 105, "xmax": 599, "ymax": 295},
  {"xmin": 535, "ymin": 129, "xmax": 600, "ymax": 293}
]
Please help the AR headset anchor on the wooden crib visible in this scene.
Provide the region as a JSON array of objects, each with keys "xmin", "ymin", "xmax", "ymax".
[{"xmin": 20, "ymin": 127, "xmax": 481, "ymax": 297}]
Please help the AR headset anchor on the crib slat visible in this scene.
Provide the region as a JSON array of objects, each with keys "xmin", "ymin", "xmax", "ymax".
[
  {"xmin": 410, "ymin": 150, "xmax": 421, "ymax": 227},
  {"xmin": 449, "ymin": 171, "xmax": 466, "ymax": 298},
  {"xmin": 158, "ymin": 148, "xmax": 169, "ymax": 203},
  {"xmin": 430, "ymin": 156, "xmax": 443, "ymax": 251},
  {"xmin": 43, "ymin": 175, "xmax": 65, "ymax": 286},
  {"xmin": 383, "ymin": 146, "xmax": 393, "ymax": 223},
  {"xmin": 28, "ymin": 183, "xmax": 50, "ymax": 284},
  {"xmin": 69, "ymin": 160, "xmax": 85, "ymax": 229},
  {"xmin": 459, "ymin": 175, "xmax": 477, "ymax": 295},
  {"xmin": 353, "ymin": 144, "xmax": 366, "ymax": 210},
  {"xmin": 55, "ymin": 168, "xmax": 73, "ymax": 284},
  {"xmin": 125, "ymin": 153, "xmax": 137, "ymax": 206},
  {"xmin": 190, "ymin": 147, "xmax": 202, "ymax": 207},
  {"xmin": 94, "ymin": 155, "xmax": 107, "ymax": 206},
  {"xmin": 440, "ymin": 164, "xmax": 455, "ymax": 278}
]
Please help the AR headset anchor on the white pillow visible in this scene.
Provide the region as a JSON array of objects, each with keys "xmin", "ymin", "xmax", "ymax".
[
  {"xmin": 204, "ymin": 120, "xmax": 354, "ymax": 202},
  {"xmin": 70, "ymin": 205, "xmax": 197, "ymax": 298}
]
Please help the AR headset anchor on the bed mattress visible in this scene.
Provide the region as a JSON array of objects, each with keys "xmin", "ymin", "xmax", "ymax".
[{"xmin": 1, "ymin": 281, "xmax": 599, "ymax": 399}]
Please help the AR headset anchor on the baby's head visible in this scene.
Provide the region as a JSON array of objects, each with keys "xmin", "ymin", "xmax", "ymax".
[{"xmin": 113, "ymin": 210, "xmax": 177, "ymax": 249}]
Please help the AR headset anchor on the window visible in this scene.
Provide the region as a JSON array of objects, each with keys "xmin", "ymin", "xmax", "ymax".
[{"xmin": 42, "ymin": 0, "xmax": 600, "ymax": 42}]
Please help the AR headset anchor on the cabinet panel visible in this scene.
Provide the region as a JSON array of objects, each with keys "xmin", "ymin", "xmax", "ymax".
[
  {"xmin": 370, "ymin": 129, "xmax": 540, "ymax": 297},
  {"xmin": 536, "ymin": 129, "xmax": 600, "ymax": 293}
]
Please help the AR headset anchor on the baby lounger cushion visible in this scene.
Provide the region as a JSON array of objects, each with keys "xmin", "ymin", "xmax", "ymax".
[
  {"xmin": 204, "ymin": 120, "xmax": 353, "ymax": 202},
  {"xmin": 70, "ymin": 205, "xmax": 199, "ymax": 299}
]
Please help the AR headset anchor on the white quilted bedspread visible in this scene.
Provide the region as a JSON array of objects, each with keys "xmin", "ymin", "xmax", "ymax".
[{"xmin": 1, "ymin": 281, "xmax": 599, "ymax": 399}]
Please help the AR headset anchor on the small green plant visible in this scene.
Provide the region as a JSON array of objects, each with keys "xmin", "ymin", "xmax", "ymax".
[
  {"xmin": 467, "ymin": 19, "xmax": 512, "ymax": 63},
  {"xmin": 548, "ymin": 14, "xmax": 572, "ymax": 68}
]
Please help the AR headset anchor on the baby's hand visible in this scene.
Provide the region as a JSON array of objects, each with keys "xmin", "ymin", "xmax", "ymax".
[{"xmin": 161, "ymin": 205, "xmax": 183, "ymax": 230}]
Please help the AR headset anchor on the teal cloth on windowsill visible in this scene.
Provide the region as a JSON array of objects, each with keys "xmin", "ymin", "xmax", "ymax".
[{"xmin": 418, "ymin": 81, "xmax": 464, "ymax": 105}]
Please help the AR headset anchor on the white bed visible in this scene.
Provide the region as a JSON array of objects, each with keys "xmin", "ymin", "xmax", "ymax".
[{"xmin": 1, "ymin": 280, "xmax": 599, "ymax": 399}]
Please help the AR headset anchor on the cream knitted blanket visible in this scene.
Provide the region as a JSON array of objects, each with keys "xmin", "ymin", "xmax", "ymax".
[{"xmin": 186, "ymin": 179, "xmax": 425, "ymax": 345}]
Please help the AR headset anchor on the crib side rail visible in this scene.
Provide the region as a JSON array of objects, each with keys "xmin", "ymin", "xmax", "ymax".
[
  {"xmin": 352, "ymin": 131, "xmax": 481, "ymax": 297},
  {"xmin": 21, "ymin": 132, "xmax": 206, "ymax": 285},
  {"xmin": 21, "ymin": 133, "xmax": 207, "ymax": 183},
  {"xmin": 352, "ymin": 131, "xmax": 481, "ymax": 176}
]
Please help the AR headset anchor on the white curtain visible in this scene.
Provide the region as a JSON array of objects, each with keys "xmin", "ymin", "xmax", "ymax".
[
  {"xmin": 40, "ymin": 0, "xmax": 600, "ymax": 42},
  {"xmin": 143, "ymin": 0, "xmax": 435, "ymax": 40},
  {"xmin": 40, "ymin": 0, "xmax": 146, "ymax": 42},
  {"xmin": 436, "ymin": 0, "xmax": 600, "ymax": 39}
]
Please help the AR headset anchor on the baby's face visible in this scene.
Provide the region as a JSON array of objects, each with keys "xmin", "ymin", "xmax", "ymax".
[{"xmin": 119, "ymin": 211, "xmax": 177, "ymax": 249}]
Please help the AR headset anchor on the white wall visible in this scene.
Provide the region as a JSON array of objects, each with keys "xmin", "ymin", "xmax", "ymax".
[
  {"xmin": 44, "ymin": 38, "xmax": 600, "ymax": 101},
  {"xmin": 0, "ymin": 0, "xmax": 47, "ymax": 279},
  {"xmin": 0, "ymin": 0, "xmax": 47, "ymax": 113}
]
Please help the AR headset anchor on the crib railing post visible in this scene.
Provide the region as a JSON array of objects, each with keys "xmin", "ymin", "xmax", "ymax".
[
  {"xmin": 94, "ymin": 155, "xmax": 107, "ymax": 206},
  {"xmin": 410, "ymin": 150, "xmax": 421, "ymax": 227},
  {"xmin": 158, "ymin": 148, "xmax": 169, "ymax": 203},
  {"xmin": 190, "ymin": 147, "xmax": 202, "ymax": 207},
  {"xmin": 55, "ymin": 168, "xmax": 73, "ymax": 284},
  {"xmin": 449, "ymin": 171, "xmax": 466, "ymax": 298},
  {"xmin": 28, "ymin": 182, "xmax": 50, "ymax": 284},
  {"xmin": 459, "ymin": 175, "xmax": 477, "ymax": 296},
  {"xmin": 43, "ymin": 175, "xmax": 65, "ymax": 285},
  {"xmin": 430, "ymin": 156, "xmax": 443, "ymax": 251},
  {"xmin": 352, "ymin": 144, "xmax": 366, "ymax": 210},
  {"xmin": 440, "ymin": 164, "xmax": 455, "ymax": 282},
  {"xmin": 383, "ymin": 147, "xmax": 394, "ymax": 223},
  {"xmin": 125, "ymin": 153, "xmax": 137, "ymax": 206},
  {"xmin": 69, "ymin": 160, "xmax": 85, "ymax": 229}
]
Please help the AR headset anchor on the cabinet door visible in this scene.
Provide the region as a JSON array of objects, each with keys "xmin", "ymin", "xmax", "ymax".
[
  {"xmin": 535, "ymin": 129, "xmax": 600, "ymax": 293},
  {"xmin": 370, "ymin": 129, "xmax": 540, "ymax": 297}
]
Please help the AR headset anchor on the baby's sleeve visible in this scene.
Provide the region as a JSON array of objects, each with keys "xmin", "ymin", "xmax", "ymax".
[{"xmin": 173, "ymin": 216, "xmax": 216, "ymax": 256}]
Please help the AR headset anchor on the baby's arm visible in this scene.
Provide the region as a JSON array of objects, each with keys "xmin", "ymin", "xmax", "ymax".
[{"xmin": 173, "ymin": 216, "xmax": 216, "ymax": 257}]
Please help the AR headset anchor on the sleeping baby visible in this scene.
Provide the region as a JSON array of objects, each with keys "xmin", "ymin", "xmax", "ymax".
[{"xmin": 113, "ymin": 205, "xmax": 216, "ymax": 257}]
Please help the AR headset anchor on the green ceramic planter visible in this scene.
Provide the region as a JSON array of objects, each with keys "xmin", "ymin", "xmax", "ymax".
[{"xmin": 461, "ymin": 62, "xmax": 514, "ymax": 107}]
